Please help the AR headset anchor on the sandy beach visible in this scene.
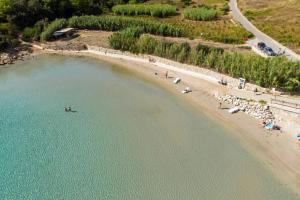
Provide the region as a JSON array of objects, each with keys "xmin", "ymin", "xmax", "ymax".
[{"xmin": 27, "ymin": 45, "xmax": 300, "ymax": 196}]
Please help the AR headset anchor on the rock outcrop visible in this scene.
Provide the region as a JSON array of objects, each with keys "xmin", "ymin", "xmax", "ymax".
[{"xmin": 215, "ymin": 94, "xmax": 275, "ymax": 124}]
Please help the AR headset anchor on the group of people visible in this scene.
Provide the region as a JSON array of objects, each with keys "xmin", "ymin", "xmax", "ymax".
[{"xmin": 262, "ymin": 120, "xmax": 281, "ymax": 131}]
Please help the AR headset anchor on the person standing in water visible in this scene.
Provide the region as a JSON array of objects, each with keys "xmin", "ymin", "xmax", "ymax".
[{"xmin": 64, "ymin": 107, "xmax": 72, "ymax": 112}]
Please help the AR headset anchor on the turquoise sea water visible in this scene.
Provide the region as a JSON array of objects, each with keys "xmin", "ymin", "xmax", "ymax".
[{"xmin": 0, "ymin": 55, "xmax": 298, "ymax": 200}]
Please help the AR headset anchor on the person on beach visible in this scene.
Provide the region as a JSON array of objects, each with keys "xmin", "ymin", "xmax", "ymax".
[
  {"xmin": 165, "ymin": 71, "xmax": 168, "ymax": 79},
  {"xmin": 219, "ymin": 102, "xmax": 222, "ymax": 109}
]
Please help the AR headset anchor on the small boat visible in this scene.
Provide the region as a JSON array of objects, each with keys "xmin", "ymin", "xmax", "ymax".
[
  {"xmin": 182, "ymin": 87, "xmax": 192, "ymax": 94},
  {"xmin": 228, "ymin": 107, "xmax": 240, "ymax": 114},
  {"xmin": 173, "ymin": 78, "xmax": 181, "ymax": 84}
]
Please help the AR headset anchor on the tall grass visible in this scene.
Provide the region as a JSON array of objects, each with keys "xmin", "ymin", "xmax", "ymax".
[
  {"xmin": 183, "ymin": 7, "xmax": 217, "ymax": 21},
  {"xmin": 112, "ymin": 4, "xmax": 177, "ymax": 17},
  {"xmin": 40, "ymin": 19, "xmax": 68, "ymax": 41},
  {"xmin": 109, "ymin": 27, "xmax": 142, "ymax": 52},
  {"xmin": 109, "ymin": 33, "xmax": 300, "ymax": 92},
  {"xmin": 40, "ymin": 15, "xmax": 184, "ymax": 41},
  {"xmin": 68, "ymin": 15, "xmax": 183, "ymax": 37}
]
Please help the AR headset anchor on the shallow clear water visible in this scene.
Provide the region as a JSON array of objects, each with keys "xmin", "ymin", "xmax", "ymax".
[{"xmin": 0, "ymin": 55, "xmax": 298, "ymax": 200}]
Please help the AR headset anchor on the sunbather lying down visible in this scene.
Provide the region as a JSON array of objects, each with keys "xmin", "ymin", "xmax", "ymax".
[
  {"xmin": 182, "ymin": 87, "xmax": 192, "ymax": 94},
  {"xmin": 262, "ymin": 121, "xmax": 281, "ymax": 131},
  {"xmin": 218, "ymin": 78, "xmax": 227, "ymax": 85}
]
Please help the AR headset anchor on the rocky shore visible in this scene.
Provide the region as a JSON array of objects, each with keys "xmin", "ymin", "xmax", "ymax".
[
  {"xmin": 0, "ymin": 44, "xmax": 33, "ymax": 65},
  {"xmin": 215, "ymin": 94, "xmax": 275, "ymax": 124},
  {"xmin": 43, "ymin": 42, "xmax": 87, "ymax": 51}
]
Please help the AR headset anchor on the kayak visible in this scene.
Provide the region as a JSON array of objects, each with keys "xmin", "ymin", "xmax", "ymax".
[{"xmin": 228, "ymin": 107, "xmax": 240, "ymax": 114}]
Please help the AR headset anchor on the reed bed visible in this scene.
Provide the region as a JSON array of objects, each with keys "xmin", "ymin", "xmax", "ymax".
[
  {"xmin": 40, "ymin": 15, "xmax": 184, "ymax": 41},
  {"xmin": 40, "ymin": 19, "xmax": 68, "ymax": 41},
  {"xmin": 183, "ymin": 7, "xmax": 217, "ymax": 21},
  {"xmin": 112, "ymin": 4, "xmax": 177, "ymax": 17},
  {"xmin": 109, "ymin": 31, "xmax": 300, "ymax": 92}
]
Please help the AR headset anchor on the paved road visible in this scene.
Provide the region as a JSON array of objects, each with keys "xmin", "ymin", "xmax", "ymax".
[{"xmin": 229, "ymin": 0, "xmax": 300, "ymax": 61}]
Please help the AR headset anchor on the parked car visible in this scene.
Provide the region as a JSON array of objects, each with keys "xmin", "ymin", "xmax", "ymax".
[
  {"xmin": 263, "ymin": 47, "xmax": 277, "ymax": 56},
  {"xmin": 257, "ymin": 42, "xmax": 266, "ymax": 50}
]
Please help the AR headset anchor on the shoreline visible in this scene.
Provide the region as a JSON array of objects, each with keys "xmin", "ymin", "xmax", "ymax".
[{"xmin": 17, "ymin": 46, "xmax": 300, "ymax": 196}]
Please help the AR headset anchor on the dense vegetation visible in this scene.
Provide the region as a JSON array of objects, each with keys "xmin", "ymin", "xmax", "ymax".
[
  {"xmin": 22, "ymin": 19, "xmax": 49, "ymax": 41},
  {"xmin": 0, "ymin": 0, "xmax": 114, "ymax": 28},
  {"xmin": 0, "ymin": 21, "xmax": 19, "ymax": 51},
  {"xmin": 109, "ymin": 27, "xmax": 143, "ymax": 52},
  {"xmin": 183, "ymin": 7, "xmax": 217, "ymax": 21},
  {"xmin": 0, "ymin": 0, "xmax": 129, "ymax": 51},
  {"xmin": 0, "ymin": 34, "xmax": 19, "ymax": 51},
  {"xmin": 112, "ymin": 4, "xmax": 177, "ymax": 17},
  {"xmin": 109, "ymin": 29, "xmax": 300, "ymax": 92},
  {"xmin": 40, "ymin": 15, "xmax": 183, "ymax": 41},
  {"xmin": 0, "ymin": 0, "xmax": 253, "ymax": 44},
  {"xmin": 40, "ymin": 19, "xmax": 68, "ymax": 41}
]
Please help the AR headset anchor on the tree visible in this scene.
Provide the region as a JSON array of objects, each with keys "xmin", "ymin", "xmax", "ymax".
[
  {"xmin": 0, "ymin": 0, "xmax": 11, "ymax": 14},
  {"xmin": 43, "ymin": 0, "xmax": 73, "ymax": 19},
  {"xmin": 6, "ymin": 0, "xmax": 45, "ymax": 28},
  {"xmin": 71, "ymin": 0, "xmax": 104, "ymax": 15}
]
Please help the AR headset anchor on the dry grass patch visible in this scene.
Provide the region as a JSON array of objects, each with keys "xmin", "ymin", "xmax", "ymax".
[
  {"xmin": 161, "ymin": 15, "xmax": 252, "ymax": 44},
  {"xmin": 111, "ymin": 0, "xmax": 252, "ymax": 44},
  {"xmin": 239, "ymin": 0, "xmax": 300, "ymax": 54}
]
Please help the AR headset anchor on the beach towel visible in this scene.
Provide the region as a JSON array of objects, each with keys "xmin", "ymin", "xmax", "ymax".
[{"xmin": 265, "ymin": 123, "xmax": 273, "ymax": 130}]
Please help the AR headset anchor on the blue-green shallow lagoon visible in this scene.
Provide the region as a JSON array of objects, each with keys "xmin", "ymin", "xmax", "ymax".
[{"xmin": 0, "ymin": 55, "xmax": 298, "ymax": 200}]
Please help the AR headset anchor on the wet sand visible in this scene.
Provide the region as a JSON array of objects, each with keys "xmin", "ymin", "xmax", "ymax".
[{"xmin": 33, "ymin": 48, "xmax": 300, "ymax": 197}]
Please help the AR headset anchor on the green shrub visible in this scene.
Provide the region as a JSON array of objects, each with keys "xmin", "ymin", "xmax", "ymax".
[
  {"xmin": 0, "ymin": 23, "xmax": 10, "ymax": 34},
  {"xmin": 259, "ymin": 100, "xmax": 267, "ymax": 106},
  {"xmin": 33, "ymin": 19, "xmax": 49, "ymax": 39},
  {"xmin": 181, "ymin": 0, "xmax": 192, "ymax": 6},
  {"xmin": 0, "ymin": 35, "xmax": 19, "ymax": 51},
  {"xmin": 238, "ymin": 46, "xmax": 252, "ymax": 50},
  {"xmin": 22, "ymin": 27, "xmax": 36, "ymax": 41},
  {"xmin": 40, "ymin": 18, "xmax": 68, "ymax": 41},
  {"xmin": 112, "ymin": 4, "xmax": 177, "ymax": 17},
  {"xmin": 183, "ymin": 7, "xmax": 217, "ymax": 21},
  {"xmin": 22, "ymin": 20, "xmax": 49, "ymax": 41},
  {"xmin": 0, "ymin": 35, "xmax": 10, "ymax": 51},
  {"xmin": 223, "ymin": 3, "xmax": 230, "ymax": 14}
]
